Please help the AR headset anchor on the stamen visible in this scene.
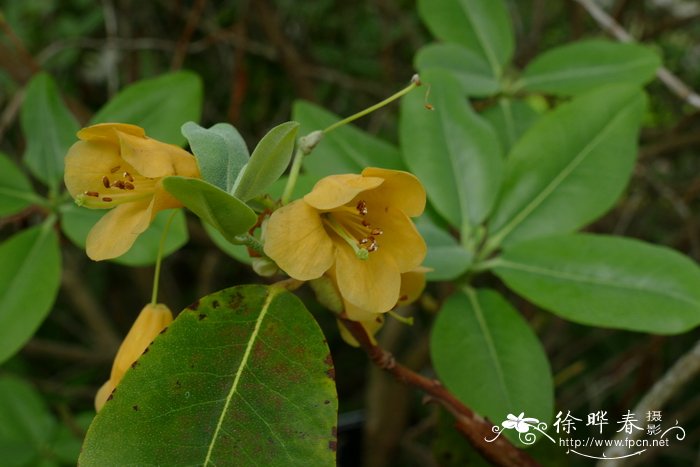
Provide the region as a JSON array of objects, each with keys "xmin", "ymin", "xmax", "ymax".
[
  {"xmin": 323, "ymin": 215, "xmax": 369, "ymax": 260},
  {"xmin": 362, "ymin": 220, "xmax": 370, "ymax": 227},
  {"xmin": 124, "ymin": 182, "xmax": 135, "ymax": 190},
  {"xmin": 367, "ymin": 242, "xmax": 378, "ymax": 252},
  {"xmin": 124, "ymin": 172, "xmax": 134, "ymax": 182},
  {"xmin": 113, "ymin": 180, "xmax": 126, "ymax": 190},
  {"xmin": 102, "ymin": 176, "xmax": 110, "ymax": 188},
  {"xmin": 84, "ymin": 191, "xmax": 99, "ymax": 197},
  {"xmin": 388, "ymin": 310, "xmax": 414, "ymax": 325},
  {"xmin": 371, "ymin": 228, "xmax": 383, "ymax": 236},
  {"xmin": 102, "ymin": 197, "xmax": 113, "ymax": 202},
  {"xmin": 356, "ymin": 200, "xmax": 368, "ymax": 216},
  {"xmin": 110, "ymin": 165, "xmax": 121, "ymax": 173}
]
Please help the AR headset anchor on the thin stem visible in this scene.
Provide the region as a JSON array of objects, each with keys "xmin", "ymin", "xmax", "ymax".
[
  {"xmin": 323, "ymin": 75, "xmax": 421, "ymax": 134},
  {"xmin": 281, "ymin": 147, "xmax": 304, "ymax": 205},
  {"xmin": 233, "ymin": 233, "xmax": 265, "ymax": 257},
  {"xmin": 150, "ymin": 210, "xmax": 178, "ymax": 305}
]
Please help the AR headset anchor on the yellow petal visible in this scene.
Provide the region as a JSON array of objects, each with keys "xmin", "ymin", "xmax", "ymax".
[
  {"xmin": 337, "ymin": 316, "xmax": 384, "ymax": 347},
  {"xmin": 78, "ymin": 123, "xmax": 145, "ymax": 143},
  {"xmin": 335, "ymin": 242, "xmax": 401, "ymax": 313},
  {"xmin": 365, "ymin": 206, "xmax": 426, "ymax": 272},
  {"xmin": 397, "ymin": 269, "xmax": 427, "ymax": 307},
  {"xmin": 94, "ymin": 379, "xmax": 115, "ymax": 412},
  {"xmin": 111, "ymin": 303, "xmax": 173, "ymax": 382},
  {"xmin": 117, "ymin": 131, "xmax": 198, "ymax": 178},
  {"xmin": 304, "ymin": 174, "xmax": 383, "ymax": 210},
  {"xmin": 263, "ymin": 200, "xmax": 335, "ymax": 280},
  {"xmin": 64, "ymin": 140, "xmax": 127, "ymax": 198},
  {"xmin": 86, "ymin": 199, "xmax": 154, "ymax": 260},
  {"xmin": 362, "ymin": 167, "xmax": 426, "ymax": 216}
]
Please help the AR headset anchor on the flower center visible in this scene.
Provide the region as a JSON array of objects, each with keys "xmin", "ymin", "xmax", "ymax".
[
  {"xmin": 76, "ymin": 165, "xmax": 156, "ymax": 208},
  {"xmin": 323, "ymin": 199, "xmax": 384, "ymax": 260}
]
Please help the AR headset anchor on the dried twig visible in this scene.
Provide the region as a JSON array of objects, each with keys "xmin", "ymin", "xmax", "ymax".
[
  {"xmin": 574, "ymin": 0, "xmax": 700, "ymax": 109},
  {"xmin": 171, "ymin": 0, "xmax": 208, "ymax": 70},
  {"xmin": 339, "ymin": 317, "xmax": 540, "ymax": 467}
]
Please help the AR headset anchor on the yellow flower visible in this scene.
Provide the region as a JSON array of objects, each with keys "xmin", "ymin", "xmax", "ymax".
[
  {"xmin": 337, "ymin": 268, "xmax": 427, "ymax": 347},
  {"xmin": 95, "ymin": 303, "xmax": 173, "ymax": 412},
  {"xmin": 264, "ymin": 167, "xmax": 427, "ymax": 314},
  {"xmin": 64, "ymin": 123, "xmax": 200, "ymax": 260}
]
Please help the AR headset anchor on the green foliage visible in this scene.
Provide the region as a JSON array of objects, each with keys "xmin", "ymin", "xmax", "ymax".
[
  {"xmin": 0, "ymin": 223, "xmax": 60, "ymax": 364},
  {"xmin": 20, "ymin": 72, "xmax": 79, "ymax": 192},
  {"xmin": 493, "ymin": 234, "xmax": 700, "ymax": 333},
  {"xmin": 91, "ymin": 71, "xmax": 203, "ymax": 146},
  {"xmin": 80, "ymin": 285, "xmax": 337, "ymax": 466},
  {"xmin": 431, "ymin": 289, "xmax": 553, "ymax": 434},
  {"xmin": 0, "ymin": 153, "xmax": 41, "ymax": 217},
  {"xmin": 415, "ymin": 217, "xmax": 472, "ymax": 281}
]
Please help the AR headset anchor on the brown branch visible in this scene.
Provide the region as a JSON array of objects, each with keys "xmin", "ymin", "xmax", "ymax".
[
  {"xmin": 171, "ymin": 0, "xmax": 208, "ymax": 70},
  {"xmin": 574, "ymin": 0, "xmax": 700, "ymax": 109},
  {"xmin": 339, "ymin": 317, "xmax": 540, "ymax": 467}
]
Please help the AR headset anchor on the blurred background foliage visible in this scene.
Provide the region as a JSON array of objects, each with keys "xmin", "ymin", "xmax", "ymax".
[{"xmin": 1, "ymin": 0, "xmax": 700, "ymax": 465}]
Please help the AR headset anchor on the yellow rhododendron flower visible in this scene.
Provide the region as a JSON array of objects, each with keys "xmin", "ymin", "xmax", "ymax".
[
  {"xmin": 264, "ymin": 167, "xmax": 427, "ymax": 314},
  {"xmin": 64, "ymin": 123, "xmax": 200, "ymax": 261},
  {"xmin": 95, "ymin": 303, "xmax": 173, "ymax": 412},
  {"xmin": 337, "ymin": 268, "xmax": 427, "ymax": 347}
]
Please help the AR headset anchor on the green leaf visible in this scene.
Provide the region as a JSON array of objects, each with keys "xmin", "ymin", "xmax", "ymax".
[
  {"xmin": 0, "ymin": 375, "xmax": 57, "ymax": 466},
  {"xmin": 493, "ymin": 234, "xmax": 700, "ymax": 333},
  {"xmin": 293, "ymin": 100, "xmax": 405, "ymax": 178},
  {"xmin": 182, "ymin": 122, "xmax": 249, "ymax": 192},
  {"xmin": 80, "ymin": 285, "xmax": 337, "ymax": 466},
  {"xmin": 487, "ymin": 85, "xmax": 646, "ymax": 248},
  {"xmin": 233, "ymin": 121, "xmax": 299, "ymax": 201},
  {"xmin": 203, "ymin": 221, "xmax": 252, "ymax": 265},
  {"xmin": 91, "ymin": 71, "xmax": 203, "ymax": 146},
  {"xmin": 415, "ymin": 43, "xmax": 499, "ymax": 97},
  {"xmin": 482, "ymin": 98, "xmax": 540, "ymax": 154},
  {"xmin": 417, "ymin": 0, "xmax": 513, "ymax": 78},
  {"xmin": 401, "ymin": 69, "xmax": 503, "ymax": 229},
  {"xmin": 415, "ymin": 217, "xmax": 471, "ymax": 281},
  {"xmin": 0, "ymin": 152, "xmax": 42, "ymax": 217},
  {"xmin": 520, "ymin": 40, "xmax": 661, "ymax": 95},
  {"xmin": 20, "ymin": 72, "xmax": 80, "ymax": 191},
  {"xmin": 431, "ymin": 288, "xmax": 553, "ymax": 429},
  {"xmin": 59, "ymin": 204, "xmax": 189, "ymax": 266},
  {"xmin": 0, "ymin": 224, "xmax": 61, "ymax": 363},
  {"xmin": 163, "ymin": 176, "xmax": 257, "ymax": 242}
]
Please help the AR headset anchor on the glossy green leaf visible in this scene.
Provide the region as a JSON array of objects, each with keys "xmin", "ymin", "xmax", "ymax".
[
  {"xmin": 417, "ymin": 0, "xmax": 513, "ymax": 78},
  {"xmin": 520, "ymin": 40, "xmax": 661, "ymax": 95},
  {"xmin": 81, "ymin": 285, "xmax": 337, "ymax": 466},
  {"xmin": 493, "ymin": 234, "xmax": 700, "ymax": 333},
  {"xmin": 431, "ymin": 288, "xmax": 553, "ymax": 429},
  {"xmin": 415, "ymin": 43, "xmax": 499, "ymax": 97},
  {"xmin": 487, "ymin": 85, "xmax": 646, "ymax": 248},
  {"xmin": 482, "ymin": 98, "xmax": 540, "ymax": 154},
  {"xmin": 401, "ymin": 69, "xmax": 503, "ymax": 229},
  {"xmin": 20, "ymin": 72, "xmax": 79, "ymax": 191},
  {"xmin": 293, "ymin": 100, "xmax": 405, "ymax": 178},
  {"xmin": 59, "ymin": 204, "xmax": 188, "ymax": 266},
  {"xmin": 91, "ymin": 71, "xmax": 203, "ymax": 146},
  {"xmin": 415, "ymin": 217, "xmax": 471, "ymax": 281},
  {"xmin": 0, "ymin": 224, "xmax": 61, "ymax": 363},
  {"xmin": 163, "ymin": 176, "xmax": 256, "ymax": 242},
  {"xmin": 182, "ymin": 122, "xmax": 249, "ymax": 192},
  {"xmin": 233, "ymin": 121, "xmax": 299, "ymax": 201},
  {"xmin": 0, "ymin": 153, "xmax": 42, "ymax": 217}
]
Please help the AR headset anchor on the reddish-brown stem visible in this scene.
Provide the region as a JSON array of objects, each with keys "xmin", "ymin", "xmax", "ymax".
[{"xmin": 339, "ymin": 317, "xmax": 540, "ymax": 467}]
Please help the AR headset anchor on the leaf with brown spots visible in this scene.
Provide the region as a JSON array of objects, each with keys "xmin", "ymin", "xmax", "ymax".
[{"xmin": 80, "ymin": 285, "xmax": 337, "ymax": 466}]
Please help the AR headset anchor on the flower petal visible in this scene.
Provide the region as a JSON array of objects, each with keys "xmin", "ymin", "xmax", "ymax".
[
  {"xmin": 78, "ymin": 123, "xmax": 145, "ymax": 143},
  {"xmin": 117, "ymin": 131, "xmax": 198, "ymax": 178},
  {"xmin": 335, "ymin": 242, "xmax": 401, "ymax": 313},
  {"xmin": 86, "ymin": 199, "xmax": 154, "ymax": 260},
  {"xmin": 397, "ymin": 269, "xmax": 426, "ymax": 307},
  {"xmin": 362, "ymin": 167, "xmax": 426, "ymax": 216},
  {"xmin": 337, "ymin": 316, "xmax": 384, "ymax": 347},
  {"xmin": 64, "ymin": 140, "xmax": 127, "ymax": 198},
  {"xmin": 304, "ymin": 174, "xmax": 383, "ymax": 210},
  {"xmin": 94, "ymin": 379, "xmax": 115, "ymax": 412},
  {"xmin": 263, "ymin": 200, "xmax": 335, "ymax": 280},
  {"xmin": 365, "ymin": 205, "xmax": 426, "ymax": 272}
]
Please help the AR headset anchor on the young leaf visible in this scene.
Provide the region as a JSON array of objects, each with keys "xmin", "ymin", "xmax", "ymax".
[
  {"xmin": 20, "ymin": 72, "xmax": 79, "ymax": 191},
  {"xmin": 292, "ymin": 100, "xmax": 405, "ymax": 178},
  {"xmin": 0, "ymin": 224, "xmax": 61, "ymax": 363},
  {"xmin": 417, "ymin": 0, "xmax": 513, "ymax": 79},
  {"xmin": 482, "ymin": 98, "xmax": 540, "ymax": 154},
  {"xmin": 401, "ymin": 69, "xmax": 503, "ymax": 229},
  {"xmin": 182, "ymin": 122, "xmax": 249, "ymax": 192},
  {"xmin": 415, "ymin": 217, "xmax": 472, "ymax": 281},
  {"xmin": 80, "ymin": 285, "xmax": 337, "ymax": 466},
  {"xmin": 91, "ymin": 71, "xmax": 203, "ymax": 146},
  {"xmin": 0, "ymin": 152, "xmax": 42, "ymax": 217},
  {"xmin": 60, "ymin": 204, "xmax": 189, "ymax": 267},
  {"xmin": 163, "ymin": 176, "xmax": 256, "ymax": 242},
  {"xmin": 415, "ymin": 43, "xmax": 499, "ymax": 97},
  {"xmin": 487, "ymin": 85, "xmax": 646, "ymax": 248},
  {"xmin": 493, "ymin": 234, "xmax": 700, "ymax": 334},
  {"xmin": 431, "ymin": 288, "xmax": 553, "ymax": 430},
  {"xmin": 233, "ymin": 121, "xmax": 299, "ymax": 201},
  {"xmin": 519, "ymin": 40, "xmax": 661, "ymax": 95}
]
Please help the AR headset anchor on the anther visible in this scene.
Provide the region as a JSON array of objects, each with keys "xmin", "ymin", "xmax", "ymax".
[
  {"xmin": 113, "ymin": 180, "xmax": 126, "ymax": 190},
  {"xmin": 123, "ymin": 172, "xmax": 134, "ymax": 182},
  {"xmin": 398, "ymin": 295, "xmax": 409, "ymax": 302},
  {"xmin": 102, "ymin": 176, "xmax": 110, "ymax": 188},
  {"xmin": 84, "ymin": 191, "xmax": 99, "ymax": 197},
  {"xmin": 359, "ymin": 238, "xmax": 369, "ymax": 245},
  {"xmin": 371, "ymin": 228, "xmax": 383, "ymax": 236},
  {"xmin": 124, "ymin": 182, "xmax": 135, "ymax": 190},
  {"xmin": 102, "ymin": 197, "xmax": 113, "ymax": 202},
  {"xmin": 368, "ymin": 242, "xmax": 378, "ymax": 252},
  {"xmin": 110, "ymin": 165, "xmax": 121, "ymax": 173},
  {"xmin": 361, "ymin": 220, "xmax": 370, "ymax": 227},
  {"xmin": 356, "ymin": 200, "xmax": 368, "ymax": 216}
]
